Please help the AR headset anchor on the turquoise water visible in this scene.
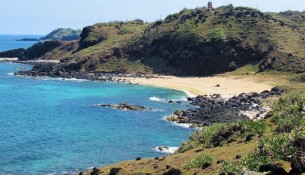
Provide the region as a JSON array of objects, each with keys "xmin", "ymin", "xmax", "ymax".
[
  {"xmin": 0, "ymin": 63, "xmax": 193, "ymax": 174},
  {"xmin": 0, "ymin": 35, "xmax": 42, "ymax": 52}
]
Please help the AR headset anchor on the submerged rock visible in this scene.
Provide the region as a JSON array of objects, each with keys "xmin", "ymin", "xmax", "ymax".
[{"xmin": 96, "ymin": 103, "xmax": 153, "ymax": 111}]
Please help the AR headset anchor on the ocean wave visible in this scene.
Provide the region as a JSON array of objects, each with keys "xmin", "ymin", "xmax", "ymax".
[
  {"xmin": 6, "ymin": 72, "xmax": 14, "ymax": 76},
  {"xmin": 155, "ymin": 146, "xmax": 179, "ymax": 154},
  {"xmin": 149, "ymin": 96, "xmax": 187, "ymax": 103},
  {"xmin": 149, "ymin": 96, "xmax": 165, "ymax": 102},
  {"xmin": 36, "ymin": 77, "xmax": 89, "ymax": 82},
  {"xmin": 171, "ymin": 122, "xmax": 192, "ymax": 128}
]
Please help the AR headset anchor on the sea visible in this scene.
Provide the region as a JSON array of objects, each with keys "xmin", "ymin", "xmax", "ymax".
[{"xmin": 0, "ymin": 35, "xmax": 193, "ymax": 174}]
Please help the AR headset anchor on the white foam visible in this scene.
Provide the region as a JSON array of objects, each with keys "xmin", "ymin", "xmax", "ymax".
[
  {"xmin": 149, "ymin": 96, "xmax": 165, "ymax": 102},
  {"xmin": 149, "ymin": 96, "xmax": 187, "ymax": 103},
  {"xmin": 155, "ymin": 146, "xmax": 179, "ymax": 154},
  {"xmin": 36, "ymin": 77, "xmax": 89, "ymax": 82},
  {"xmin": 172, "ymin": 122, "xmax": 192, "ymax": 128},
  {"xmin": 183, "ymin": 90, "xmax": 196, "ymax": 98},
  {"xmin": 6, "ymin": 72, "xmax": 14, "ymax": 76}
]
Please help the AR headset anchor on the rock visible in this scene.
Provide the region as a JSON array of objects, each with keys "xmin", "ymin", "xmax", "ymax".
[
  {"xmin": 90, "ymin": 168, "xmax": 100, "ymax": 175},
  {"xmin": 136, "ymin": 157, "xmax": 142, "ymax": 161},
  {"xmin": 187, "ymin": 97, "xmax": 193, "ymax": 101},
  {"xmin": 235, "ymin": 155, "xmax": 242, "ymax": 159},
  {"xmin": 162, "ymin": 167, "xmax": 181, "ymax": 175},
  {"xmin": 166, "ymin": 165, "xmax": 171, "ymax": 169},
  {"xmin": 215, "ymin": 84, "xmax": 220, "ymax": 87},
  {"xmin": 259, "ymin": 163, "xmax": 288, "ymax": 175},
  {"xmin": 217, "ymin": 160, "xmax": 225, "ymax": 164},
  {"xmin": 97, "ymin": 103, "xmax": 152, "ymax": 111},
  {"xmin": 108, "ymin": 167, "xmax": 122, "ymax": 175},
  {"xmin": 245, "ymin": 134, "xmax": 255, "ymax": 142},
  {"xmin": 157, "ymin": 146, "xmax": 169, "ymax": 152},
  {"xmin": 168, "ymin": 100, "xmax": 174, "ymax": 103},
  {"xmin": 202, "ymin": 163, "xmax": 212, "ymax": 169}
]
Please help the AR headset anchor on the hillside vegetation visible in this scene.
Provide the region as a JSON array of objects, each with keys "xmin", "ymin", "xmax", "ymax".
[{"xmin": 3, "ymin": 6, "xmax": 305, "ymax": 76}]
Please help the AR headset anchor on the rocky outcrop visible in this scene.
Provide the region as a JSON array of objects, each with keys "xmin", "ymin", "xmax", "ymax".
[
  {"xmin": 0, "ymin": 48, "xmax": 24, "ymax": 58},
  {"xmin": 18, "ymin": 41, "xmax": 61, "ymax": 61},
  {"xmin": 96, "ymin": 103, "xmax": 153, "ymax": 111},
  {"xmin": 167, "ymin": 87, "xmax": 285, "ymax": 127}
]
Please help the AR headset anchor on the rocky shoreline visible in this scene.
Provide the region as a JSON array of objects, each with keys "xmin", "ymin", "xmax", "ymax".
[
  {"xmin": 167, "ymin": 87, "xmax": 285, "ymax": 128},
  {"xmin": 14, "ymin": 62, "xmax": 159, "ymax": 82}
]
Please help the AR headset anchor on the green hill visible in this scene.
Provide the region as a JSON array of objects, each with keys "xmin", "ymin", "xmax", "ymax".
[
  {"xmin": 40, "ymin": 28, "xmax": 82, "ymax": 41},
  {"xmin": 8, "ymin": 6, "xmax": 305, "ymax": 76}
]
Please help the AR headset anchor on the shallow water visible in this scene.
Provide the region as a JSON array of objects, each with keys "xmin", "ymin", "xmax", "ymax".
[{"xmin": 0, "ymin": 63, "xmax": 193, "ymax": 174}]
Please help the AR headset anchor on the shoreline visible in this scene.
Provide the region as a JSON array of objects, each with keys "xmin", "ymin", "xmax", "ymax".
[{"xmin": 114, "ymin": 75, "xmax": 273, "ymax": 98}]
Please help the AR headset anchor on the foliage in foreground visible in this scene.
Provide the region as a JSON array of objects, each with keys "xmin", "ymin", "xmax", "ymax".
[
  {"xmin": 184, "ymin": 154, "xmax": 213, "ymax": 170},
  {"xmin": 219, "ymin": 93, "xmax": 305, "ymax": 174},
  {"xmin": 178, "ymin": 120, "xmax": 269, "ymax": 153}
]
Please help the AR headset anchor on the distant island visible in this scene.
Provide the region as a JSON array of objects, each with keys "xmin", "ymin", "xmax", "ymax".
[
  {"xmin": 16, "ymin": 38, "xmax": 39, "ymax": 41},
  {"xmin": 16, "ymin": 28, "xmax": 81, "ymax": 42},
  {"xmin": 39, "ymin": 28, "xmax": 81, "ymax": 41}
]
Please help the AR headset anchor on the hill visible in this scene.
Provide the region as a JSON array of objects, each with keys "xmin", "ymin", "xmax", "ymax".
[
  {"xmin": 40, "ymin": 28, "xmax": 82, "ymax": 41},
  {"xmin": 3, "ymin": 6, "xmax": 305, "ymax": 76}
]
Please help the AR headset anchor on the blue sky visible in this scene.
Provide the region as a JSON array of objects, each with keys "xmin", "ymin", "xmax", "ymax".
[{"xmin": 0, "ymin": 0, "xmax": 304, "ymax": 35}]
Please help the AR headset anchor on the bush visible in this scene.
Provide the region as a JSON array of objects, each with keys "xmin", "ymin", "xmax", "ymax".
[
  {"xmin": 220, "ymin": 161, "xmax": 243, "ymax": 175},
  {"xmin": 271, "ymin": 93, "xmax": 305, "ymax": 132},
  {"xmin": 184, "ymin": 154, "xmax": 213, "ymax": 170},
  {"xmin": 259, "ymin": 133, "xmax": 295, "ymax": 160},
  {"xmin": 178, "ymin": 120, "xmax": 269, "ymax": 152},
  {"xmin": 241, "ymin": 152, "xmax": 271, "ymax": 171}
]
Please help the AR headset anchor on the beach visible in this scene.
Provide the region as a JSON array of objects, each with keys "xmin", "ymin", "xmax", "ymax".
[{"xmin": 120, "ymin": 75, "xmax": 273, "ymax": 98}]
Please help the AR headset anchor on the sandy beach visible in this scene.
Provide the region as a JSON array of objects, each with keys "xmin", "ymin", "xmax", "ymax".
[{"xmin": 121, "ymin": 75, "xmax": 273, "ymax": 98}]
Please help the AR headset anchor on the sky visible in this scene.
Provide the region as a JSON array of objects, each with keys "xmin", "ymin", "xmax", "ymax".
[{"xmin": 0, "ymin": 0, "xmax": 304, "ymax": 35}]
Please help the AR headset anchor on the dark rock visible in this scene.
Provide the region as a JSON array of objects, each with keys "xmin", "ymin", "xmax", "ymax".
[
  {"xmin": 215, "ymin": 84, "xmax": 220, "ymax": 87},
  {"xmin": 136, "ymin": 157, "xmax": 142, "ymax": 161},
  {"xmin": 109, "ymin": 167, "xmax": 122, "ymax": 175},
  {"xmin": 235, "ymin": 155, "xmax": 242, "ymax": 159},
  {"xmin": 90, "ymin": 167, "xmax": 100, "ymax": 175},
  {"xmin": 166, "ymin": 165, "xmax": 171, "ymax": 169},
  {"xmin": 162, "ymin": 167, "xmax": 181, "ymax": 175},
  {"xmin": 97, "ymin": 103, "xmax": 152, "ymax": 111},
  {"xmin": 154, "ymin": 157, "xmax": 159, "ymax": 160},
  {"xmin": 217, "ymin": 160, "xmax": 225, "ymax": 164},
  {"xmin": 202, "ymin": 163, "xmax": 212, "ymax": 169},
  {"xmin": 168, "ymin": 100, "xmax": 174, "ymax": 103},
  {"xmin": 187, "ymin": 97, "xmax": 193, "ymax": 101},
  {"xmin": 259, "ymin": 163, "xmax": 288, "ymax": 175},
  {"xmin": 245, "ymin": 134, "xmax": 255, "ymax": 142}
]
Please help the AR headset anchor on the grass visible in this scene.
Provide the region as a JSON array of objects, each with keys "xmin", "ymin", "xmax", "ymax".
[{"xmin": 184, "ymin": 154, "xmax": 213, "ymax": 170}]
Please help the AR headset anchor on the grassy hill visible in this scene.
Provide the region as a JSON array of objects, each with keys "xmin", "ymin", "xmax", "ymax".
[
  {"xmin": 40, "ymin": 28, "xmax": 82, "ymax": 41},
  {"xmin": 6, "ymin": 6, "xmax": 305, "ymax": 76}
]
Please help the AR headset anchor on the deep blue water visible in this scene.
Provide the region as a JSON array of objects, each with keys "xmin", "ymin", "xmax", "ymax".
[
  {"xmin": 0, "ymin": 35, "xmax": 42, "ymax": 52},
  {"xmin": 0, "ymin": 63, "xmax": 193, "ymax": 174}
]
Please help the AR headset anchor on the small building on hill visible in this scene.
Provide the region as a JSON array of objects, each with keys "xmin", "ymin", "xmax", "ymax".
[{"xmin": 208, "ymin": 1, "xmax": 213, "ymax": 10}]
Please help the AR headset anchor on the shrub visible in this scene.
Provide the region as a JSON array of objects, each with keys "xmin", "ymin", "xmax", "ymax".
[
  {"xmin": 220, "ymin": 161, "xmax": 243, "ymax": 175},
  {"xmin": 271, "ymin": 93, "xmax": 305, "ymax": 132},
  {"xmin": 184, "ymin": 154, "xmax": 213, "ymax": 170},
  {"xmin": 241, "ymin": 152, "xmax": 271, "ymax": 171},
  {"xmin": 178, "ymin": 120, "xmax": 269, "ymax": 152},
  {"xmin": 259, "ymin": 133, "xmax": 295, "ymax": 160}
]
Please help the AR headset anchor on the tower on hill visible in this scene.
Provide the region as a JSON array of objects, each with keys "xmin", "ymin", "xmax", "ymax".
[{"xmin": 208, "ymin": 1, "xmax": 213, "ymax": 10}]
